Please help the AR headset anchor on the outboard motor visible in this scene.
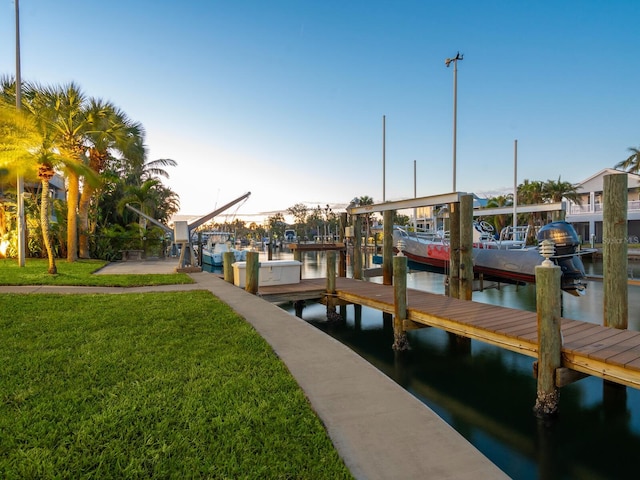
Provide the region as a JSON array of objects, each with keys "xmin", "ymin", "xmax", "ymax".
[{"xmin": 537, "ymin": 221, "xmax": 587, "ymax": 295}]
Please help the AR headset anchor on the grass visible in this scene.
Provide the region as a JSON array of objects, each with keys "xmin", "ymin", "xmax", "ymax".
[
  {"xmin": 0, "ymin": 290, "xmax": 352, "ymax": 479},
  {"xmin": 0, "ymin": 258, "xmax": 194, "ymax": 286}
]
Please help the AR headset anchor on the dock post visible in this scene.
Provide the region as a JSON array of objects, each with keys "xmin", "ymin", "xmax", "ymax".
[
  {"xmin": 245, "ymin": 251, "xmax": 259, "ymax": 295},
  {"xmin": 449, "ymin": 202, "xmax": 461, "ymax": 299},
  {"xmin": 326, "ymin": 251, "xmax": 341, "ymax": 322},
  {"xmin": 533, "ymin": 253, "xmax": 562, "ymax": 419},
  {"xmin": 383, "ymin": 210, "xmax": 394, "ymax": 285},
  {"xmin": 392, "ymin": 254, "xmax": 410, "ymax": 351},
  {"xmin": 223, "ymin": 251, "xmax": 235, "ymax": 283},
  {"xmin": 326, "ymin": 250, "xmax": 336, "ymax": 295},
  {"xmin": 339, "ymin": 212, "xmax": 348, "ymax": 277},
  {"xmin": 293, "ymin": 249, "xmax": 302, "ymax": 280},
  {"xmin": 460, "ymin": 195, "xmax": 474, "ymax": 301},
  {"xmin": 603, "ymin": 173, "xmax": 628, "ymax": 329},
  {"xmin": 353, "ymin": 215, "xmax": 363, "ymax": 280}
]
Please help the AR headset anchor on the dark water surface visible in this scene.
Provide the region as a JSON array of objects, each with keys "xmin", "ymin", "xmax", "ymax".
[{"xmin": 219, "ymin": 252, "xmax": 640, "ymax": 479}]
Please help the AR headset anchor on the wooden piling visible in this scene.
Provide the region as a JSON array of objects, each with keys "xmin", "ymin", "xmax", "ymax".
[
  {"xmin": 223, "ymin": 251, "xmax": 235, "ymax": 283},
  {"xmin": 383, "ymin": 210, "xmax": 394, "ymax": 286},
  {"xmin": 449, "ymin": 202, "xmax": 460, "ymax": 299},
  {"xmin": 460, "ymin": 195, "xmax": 474, "ymax": 301},
  {"xmin": 339, "ymin": 212, "xmax": 348, "ymax": 277},
  {"xmin": 353, "ymin": 215, "xmax": 363, "ymax": 280},
  {"xmin": 603, "ymin": 173, "xmax": 628, "ymax": 329},
  {"xmin": 326, "ymin": 250, "xmax": 336, "ymax": 295},
  {"xmin": 392, "ymin": 255, "xmax": 410, "ymax": 351},
  {"xmin": 245, "ymin": 251, "xmax": 259, "ymax": 295},
  {"xmin": 533, "ymin": 262, "xmax": 562, "ymax": 419},
  {"xmin": 326, "ymin": 250, "xmax": 339, "ymax": 321}
]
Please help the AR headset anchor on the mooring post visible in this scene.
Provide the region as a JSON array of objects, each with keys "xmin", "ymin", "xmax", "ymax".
[
  {"xmin": 223, "ymin": 251, "xmax": 235, "ymax": 283},
  {"xmin": 293, "ymin": 248, "xmax": 302, "ymax": 280},
  {"xmin": 603, "ymin": 173, "xmax": 628, "ymax": 329},
  {"xmin": 533, "ymin": 244, "xmax": 562, "ymax": 419},
  {"xmin": 383, "ymin": 210, "xmax": 394, "ymax": 286},
  {"xmin": 353, "ymin": 215, "xmax": 363, "ymax": 280},
  {"xmin": 245, "ymin": 251, "xmax": 259, "ymax": 295},
  {"xmin": 392, "ymin": 254, "xmax": 410, "ymax": 351},
  {"xmin": 326, "ymin": 250, "xmax": 340, "ymax": 322},
  {"xmin": 460, "ymin": 195, "xmax": 474, "ymax": 301},
  {"xmin": 449, "ymin": 202, "xmax": 461, "ymax": 299},
  {"xmin": 339, "ymin": 212, "xmax": 348, "ymax": 277},
  {"xmin": 326, "ymin": 250, "xmax": 336, "ymax": 295}
]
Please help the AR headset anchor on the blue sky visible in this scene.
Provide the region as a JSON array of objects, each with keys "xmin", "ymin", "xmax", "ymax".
[{"xmin": 1, "ymin": 1, "xmax": 639, "ymax": 221}]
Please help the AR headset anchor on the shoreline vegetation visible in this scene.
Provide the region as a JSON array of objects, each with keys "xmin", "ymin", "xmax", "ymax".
[{"xmin": 0, "ymin": 259, "xmax": 353, "ymax": 479}]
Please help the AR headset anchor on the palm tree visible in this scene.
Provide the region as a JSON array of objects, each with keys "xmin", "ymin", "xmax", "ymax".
[
  {"xmin": 543, "ymin": 176, "xmax": 581, "ymax": 204},
  {"xmin": 0, "ymin": 93, "xmax": 58, "ymax": 272},
  {"xmin": 27, "ymin": 82, "xmax": 93, "ymax": 262},
  {"xmin": 615, "ymin": 147, "xmax": 640, "ymax": 174},
  {"xmin": 77, "ymin": 99, "xmax": 144, "ymax": 258},
  {"xmin": 484, "ymin": 194, "xmax": 513, "ymax": 233},
  {"xmin": 542, "ymin": 176, "xmax": 581, "ymax": 221}
]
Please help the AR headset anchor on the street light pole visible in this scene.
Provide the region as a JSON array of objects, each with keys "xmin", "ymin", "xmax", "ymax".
[
  {"xmin": 445, "ymin": 52, "xmax": 463, "ymax": 192},
  {"xmin": 15, "ymin": 0, "xmax": 25, "ymax": 267}
]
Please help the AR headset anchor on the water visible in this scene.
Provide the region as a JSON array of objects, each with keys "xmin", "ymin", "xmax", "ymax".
[{"xmin": 242, "ymin": 251, "xmax": 640, "ymax": 480}]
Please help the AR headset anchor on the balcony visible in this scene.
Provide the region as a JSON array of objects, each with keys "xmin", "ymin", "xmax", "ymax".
[{"xmin": 569, "ymin": 200, "xmax": 640, "ymax": 215}]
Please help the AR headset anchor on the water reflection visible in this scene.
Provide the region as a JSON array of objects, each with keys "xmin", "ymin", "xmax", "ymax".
[{"xmin": 274, "ymin": 251, "xmax": 640, "ymax": 480}]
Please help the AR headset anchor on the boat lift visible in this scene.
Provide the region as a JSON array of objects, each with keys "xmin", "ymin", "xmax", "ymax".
[{"xmin": 125, "ymin": 191, "xmax": 251, "ymax": 271}]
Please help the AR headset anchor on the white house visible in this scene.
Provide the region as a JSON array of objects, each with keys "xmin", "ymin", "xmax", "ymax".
[{"xmin": 565, "ymin": 168, "xmax": 640, "ymax": 243}]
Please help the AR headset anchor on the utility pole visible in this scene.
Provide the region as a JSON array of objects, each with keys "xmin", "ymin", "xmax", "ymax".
[{"xmin": 445, "ymin": 52, "xmax": 463, "ymax": 192}]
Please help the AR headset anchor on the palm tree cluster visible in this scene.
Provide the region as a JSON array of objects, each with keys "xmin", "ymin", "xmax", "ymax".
[
  {"xmin": 482, "ymin": 177, "xmax": 581, "ymax": 242},
  {"xmin": 0, "ymin": 76, "xmax": 179, "ymax": 271}
]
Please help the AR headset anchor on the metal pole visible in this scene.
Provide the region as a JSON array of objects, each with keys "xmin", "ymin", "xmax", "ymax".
[
  {"xmin": 413, "ymin": 159, "xmax": 417, "ymax": 231},
  {"xmin": 382, "ymin": 115, "xmax": 386, "ymax": 202},
  {"xmin": 446, "ymin": 53, "xmax": 463, "ymax": 193},
  {"xmin": 16, "ymin": 0, "xmax": 25, "ymax": 267},
  {"xmin": 513, "ymin": 139, "xmax": 518, "ymax": 230},
  {"xmin": 452, "ymin": 59, "xmax": 457, "ymax": 192}
]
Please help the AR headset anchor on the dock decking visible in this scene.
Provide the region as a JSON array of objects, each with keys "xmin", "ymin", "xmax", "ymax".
[{"xmin": 259, "ymin": 277, "xmax": 640, "ymax": 390}]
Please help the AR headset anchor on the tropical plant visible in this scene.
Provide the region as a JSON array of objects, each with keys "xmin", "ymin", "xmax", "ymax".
[
  {"xmin": 78, "ymin": 99, "xmax": 144, "ymax": 258},
  {"xmin": 615, "ymin": 146, "xmax": 640, "ymax": 174},
  {"xmin": 484, "ymin": 194, "xmax": 513, "ymax": 234},
  {"xmin": 0, "ymin": 92, "xmax": 60, "ymax": 271},
  {"xmin": 24, "ymin": 82, "xmax": 98, "ymax": 262}
]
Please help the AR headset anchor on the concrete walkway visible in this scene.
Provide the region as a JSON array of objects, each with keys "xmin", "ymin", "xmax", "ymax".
[{"xmin": 4, "ymin": 260, "xmax": 509, "ymax": 479}]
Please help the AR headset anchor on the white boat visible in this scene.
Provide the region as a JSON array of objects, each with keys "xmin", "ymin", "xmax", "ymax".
[
  {"xmin": 200, "ymin": 232, "xmax": 247, "ymax": 267},
  {"xmin": 393, "ymin": 221, "xmax": 589, "ymax": 295}
]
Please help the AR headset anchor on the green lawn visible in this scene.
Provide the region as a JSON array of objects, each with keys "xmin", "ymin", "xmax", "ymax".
[
  {"xmin": 0, "ymin": 263, "xmax": 352, "ymax": 479},
  {"xmin": 0, "ymin": 259, "xmax": 194, "ymax": 286}
]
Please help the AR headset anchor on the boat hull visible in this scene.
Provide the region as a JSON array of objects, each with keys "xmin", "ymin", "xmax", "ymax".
[{"xmin": 395, "ymin": 231, "xmax": 587, "ymax": 294}]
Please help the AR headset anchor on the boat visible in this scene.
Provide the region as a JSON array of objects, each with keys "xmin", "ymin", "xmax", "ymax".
[
  {"xmin": 200, "ymin": 232, "xmax": 247, "ymax": 267},
  {"xmin": 393, "ymin": 221, "xmax": 589, "ymax": 295}
]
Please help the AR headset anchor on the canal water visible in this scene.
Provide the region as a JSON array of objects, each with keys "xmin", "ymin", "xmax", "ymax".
[{"xmin": 210, "ymin": 252, "xmax": 640, "ymax": 479}]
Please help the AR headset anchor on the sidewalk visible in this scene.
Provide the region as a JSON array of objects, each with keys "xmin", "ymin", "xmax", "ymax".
[{"xmin": 4, "ymin": 260, "xmax": 509, "ymax": 479}]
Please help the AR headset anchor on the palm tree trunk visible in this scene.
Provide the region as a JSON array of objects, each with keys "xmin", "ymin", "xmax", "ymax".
[
  {"xmin": 39, "ymin": 167, "xmax": 57, "ymax": 274},
  {"xmin": 78, "ymin": 184, "xmax": 93, "ymax": 258},
  {"xmin": 67, "ymin": 170, "xmax": 80, "ymax": 262}
]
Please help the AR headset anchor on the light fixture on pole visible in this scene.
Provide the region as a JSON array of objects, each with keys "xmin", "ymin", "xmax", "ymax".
[{"xmin": 445, "ymin": 52, "xmax": 463, "ymax": 192}]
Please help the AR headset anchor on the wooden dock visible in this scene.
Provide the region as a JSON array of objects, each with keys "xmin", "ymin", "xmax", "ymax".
[{"xmin": 258, "ymin": 277, "xmax": 640, "ymax": 390}]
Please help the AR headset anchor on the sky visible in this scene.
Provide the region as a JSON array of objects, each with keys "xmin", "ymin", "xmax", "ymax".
[{"xmin": 1, "ymin": 0, "xmax": 640, "ymax": 223}]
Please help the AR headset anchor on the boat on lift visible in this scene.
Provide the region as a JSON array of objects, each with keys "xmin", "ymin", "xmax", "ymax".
[
  {"xmin": 200, "ymin": 232, "xmax": 247, "ymax": 267},
  {"xmin": 393, "ymin": 220, "xmax": 590, "ymax": 295}
]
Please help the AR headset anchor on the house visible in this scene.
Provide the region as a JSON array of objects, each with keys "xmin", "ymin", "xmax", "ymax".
[{"xmin": 565, "ymin": 168, "xmax": 640, "ymax": 243}]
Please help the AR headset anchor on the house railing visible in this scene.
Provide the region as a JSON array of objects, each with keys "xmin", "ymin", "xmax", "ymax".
[{"xmin": 569, "ymin": 200, "xmax": 640, "ymax": 215}]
